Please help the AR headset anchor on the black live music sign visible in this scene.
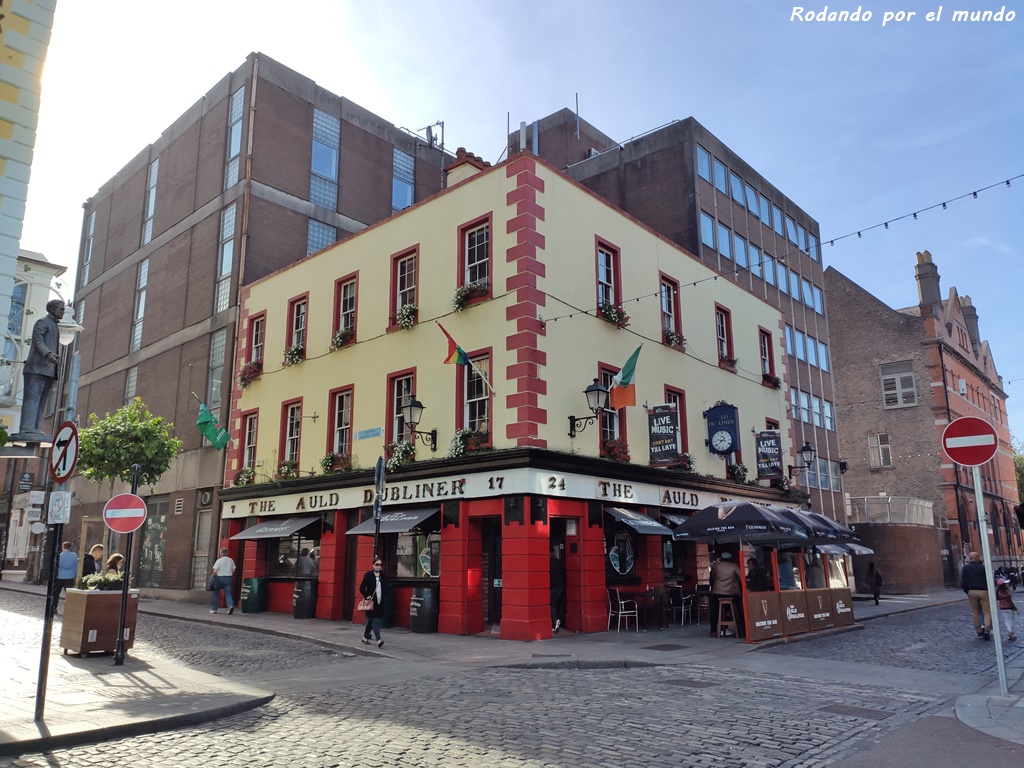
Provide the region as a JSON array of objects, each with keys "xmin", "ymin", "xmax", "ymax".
[
  {"xmin": 755, "ymin": 431, "xmax": 783, "ymax": 478},
  {"xmin": 648, "ymin": 404, "xmax": 680, "ymax": 464}
]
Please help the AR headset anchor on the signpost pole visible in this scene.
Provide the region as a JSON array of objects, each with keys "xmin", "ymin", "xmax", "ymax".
[
  {"xmin": 33, "ymin": 463, "xmax": 58, "ymax": 721},
  {"xmin": 114, "ymin": 464, "xmax": 141, "ymax": 666},
  {"xmin": 972, "ymin": 463, "xmax": 1008, "ymax": 696},
  {"xmin": 372, "ymin": 455, "xmax": 385, "ymax": 559}
]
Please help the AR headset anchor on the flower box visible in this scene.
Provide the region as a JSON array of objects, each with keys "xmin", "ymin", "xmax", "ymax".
[
  {"xmin": 237, "ymin": 360, "xmax": 263, "ymax": 389},
  {"xmin": 282, "ymin": 345, "xmax": 304, "ymax": 366},
  {"xmin": 452, "ymin": 281, "xmax": 489, "ymax": 313},
  {"xmin": 598, "ymin": 302, "xmax": 630, "ymax": 329},
  {"xmin": 602, "ymin": 438, "xmax": 631, "ymax": 463},
  {"xmin": 59, "ymin": 588, "xmax": 140, "ymax": 657}
]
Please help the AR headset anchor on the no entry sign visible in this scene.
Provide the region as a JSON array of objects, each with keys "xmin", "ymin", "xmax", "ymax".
[
  {"xmin": 942, "ymin": 417, "xmax": 999, "ymax": 467},
  {"xmin": 103, "ymin": 493, "xmax": 148, "ymax": 534}
]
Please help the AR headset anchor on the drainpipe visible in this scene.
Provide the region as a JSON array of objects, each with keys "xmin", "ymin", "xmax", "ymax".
[{"xmin": 938, "ymin": 344, "xmax": 968, "ymax": 560}]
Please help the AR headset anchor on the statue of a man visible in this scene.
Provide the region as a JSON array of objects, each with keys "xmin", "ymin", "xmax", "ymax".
[{"xmin": 18, "ymin": 299, "xmax": 64, "ymax": 438}]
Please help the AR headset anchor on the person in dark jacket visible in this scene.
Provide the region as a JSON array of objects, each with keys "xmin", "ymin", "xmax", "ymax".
[
  {"xmin": 359, "ymin": 557, "xmax": 387, "ymax": 648},
  {"xmin": 867, "ymin": 561, "xmax": 883, "ymax": 605},
  {"xmin": 961, "ymin": 551, "xmax": 992, "ymax": 640},
  {"xmin": 81, "ymin": 544, "xmax": 104, "ymax": 582}
]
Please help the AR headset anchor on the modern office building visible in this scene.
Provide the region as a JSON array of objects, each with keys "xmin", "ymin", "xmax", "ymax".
[
  {"xmin": 514, "ymin": 111, "xmax": 844, "ymax": 519},
  {"xmin": 218, "ymin": 151, "xmax": 802, "ymax": 640},
  {"xmin": 825, "ymin": 252, "xmax": 1021, "ymax": 588},
  {"xmin": 66, "ymin": 53, "xmax": 450, "ymax": 594}
]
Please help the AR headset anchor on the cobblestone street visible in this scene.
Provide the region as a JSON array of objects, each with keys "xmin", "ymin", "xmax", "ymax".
[{"xmin": 4, "ymin": 590, "xmax": 995, "ymax": 768}]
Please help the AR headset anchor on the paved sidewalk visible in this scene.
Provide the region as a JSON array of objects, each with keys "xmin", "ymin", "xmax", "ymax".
[{"xmin": 1, "ymin": 579, "xmax": 1016, "ymax": 758}]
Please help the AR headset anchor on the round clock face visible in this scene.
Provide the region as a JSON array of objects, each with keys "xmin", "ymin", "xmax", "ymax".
[{"xmin": 711, "ymin": 429, "xmax": 733, "ymax": 453}]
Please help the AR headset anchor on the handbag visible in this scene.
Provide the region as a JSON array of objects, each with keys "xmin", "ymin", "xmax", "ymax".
[
  {"xmin": 207, "ymin": 575, "xmax": 216, "ymax": 592},
  {"xmin": 357, "ymin": 597, "xmax": 374, "ymax": 612}
]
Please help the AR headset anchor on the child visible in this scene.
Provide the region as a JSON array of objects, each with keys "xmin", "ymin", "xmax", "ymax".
[{"xmin": 997, "ymin": 578, "xmax": 1019, "ymax": 642}]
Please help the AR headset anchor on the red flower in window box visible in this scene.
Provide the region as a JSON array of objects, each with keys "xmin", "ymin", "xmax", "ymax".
[
  {"xmin": 236, "ymin": 360, "xmax": 263, "ymax": 389},
  {"xmin": 602, "ymin": 438, "xmax": 631, "ymax": 463}
]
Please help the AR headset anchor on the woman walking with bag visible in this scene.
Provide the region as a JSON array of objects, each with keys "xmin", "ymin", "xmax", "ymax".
[{"xmin": 359, "ymin": 557, "xmax": 387, "ymax": 648}]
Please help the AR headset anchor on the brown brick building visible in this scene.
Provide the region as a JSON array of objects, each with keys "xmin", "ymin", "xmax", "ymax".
[
  {"xmin": 517, "ymin": 111, "xmax": 845, "ymax": 519},
  {"xmin": 825, "ymin": 251, "xmax": 1021, "ymax": 589},
  {"xmin": 67, "ymin": 53, "xmax": 450, "ymax": 594}
]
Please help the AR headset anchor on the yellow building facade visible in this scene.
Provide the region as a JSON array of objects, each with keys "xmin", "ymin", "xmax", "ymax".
[{"xmin": 219, "ymin": 153, "xmax": 798, "ymax": 641}]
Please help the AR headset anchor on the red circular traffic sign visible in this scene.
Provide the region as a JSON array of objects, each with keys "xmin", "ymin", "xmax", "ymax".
[
  {"xmin": 102, "ymin": 493, "xmax": 148, "ymax": 534},
  {"xmin": 942, "ymin": 417, "xmax": 998, "ymax": 467}
]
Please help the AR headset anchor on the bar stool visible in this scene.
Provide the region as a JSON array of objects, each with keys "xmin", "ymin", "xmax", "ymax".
[{"xmin": 716, "ymin": 598, "xmax": 738, "ymax": 638}]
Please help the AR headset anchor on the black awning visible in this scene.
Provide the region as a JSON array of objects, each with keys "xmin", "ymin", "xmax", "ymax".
[
  {"xmin": 840, "ymin": 542, "xmax": 875, "ymax": 555},
  {"xmin": 230, "ymin": 515, "xmax": 321, "ymax": 540},
  {"xmin": 346, "ymin": 507, "xmax": 440, "ymax": 536},
  {"xmin": 661, "ymin": 512, "xmax": 690, "ymax": 528},
  {"xmin": 605, "ymin": 507, "xmax": 674, "ymax": 536}
]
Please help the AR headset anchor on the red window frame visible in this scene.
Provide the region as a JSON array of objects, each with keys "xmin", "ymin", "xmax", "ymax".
[
  {"xmin": 386, "ymin": 368, "xmax": 417, "ymax": 445},
  {"xmin": 389, "ymin": 246, "xmax": 419, "ymax": 329},
  {"xmin": 287, "ymin": 292, "xmax": 309, "ymax": 351},
  {"xmin": 598, "ymin": 362, "xmax": 627, "ymax": 453},
  {"xmin": 248, "ymin": 312, "xmax": 266, "ymax": 364},
  {"xmin": 660, "ymin": 272, "xmax": 682, "ymax": 346},
  {"xmin": 759, "ymin": 327, "xmax": 776, "ymax": 381},
  {"xmin": 595, "ymin": 236, "xmax": 622, "ymax": 310},
  {"xmin": 457, "ymin": 213, "xmax": 493, "ymax": 301},
  {"xmin": 454, "ymin": 347, "xmax": 493, "ymax": 446},
  {"xmin": 333, "ymin": 271, "xmax": 358, "ymax": 338},
  {"xmin": 240, "ymin": 408, "xmax": 259, "ymax": 470},
  {"xmin": 279, "ymin": 397, "xmax": 303, "ymax": 467},
  {"xmin": 326, "ymin": 384, "xmax": 355, "ymax": 457},
  {"xmin": 715, "ymin": 303, "xmax": 734, "ymax": 369},
  {"xmin": 664, "ymin": 385, "xmax": 688, "ymax": 456}
]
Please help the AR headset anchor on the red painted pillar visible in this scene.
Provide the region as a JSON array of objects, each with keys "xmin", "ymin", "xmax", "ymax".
[
  {"xmin": 500, "ymin": 498, "xmax": 550, "ymax": 641},
  {"xmin": 438, "ymin": 503, "xmax": 471, "ymax": 635}
]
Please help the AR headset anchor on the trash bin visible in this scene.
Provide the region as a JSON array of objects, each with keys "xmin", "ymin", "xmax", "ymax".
[
  {"xmin": 409, "ymin": 584, "xmax": 439, "ymax": 633},
  {"xmin": 240, "ymin": 577, "xmax": 267, "ymax": 614},
  {"xmin": 292, "ymin": 579, "xmax": 318, "ymax": 619}
]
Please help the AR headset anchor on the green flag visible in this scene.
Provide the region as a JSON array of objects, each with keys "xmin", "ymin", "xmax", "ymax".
[{"xmin": 197, "ymin": 401, "xmax": 230, "ymax": 450}]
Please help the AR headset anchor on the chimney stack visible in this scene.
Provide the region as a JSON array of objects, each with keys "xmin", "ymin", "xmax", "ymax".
[
  {"xmin": 961, "ymin": 295, "xmax": 981, "ymax": 349},
  {"xmin": 915, "ymin": 250, "xmax": 941, "ymax": 310}
]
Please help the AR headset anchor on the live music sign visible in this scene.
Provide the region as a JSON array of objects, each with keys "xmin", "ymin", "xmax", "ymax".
[{"xmin": 941, "ymin": 417, "xmax": 998, "ymax": 467}]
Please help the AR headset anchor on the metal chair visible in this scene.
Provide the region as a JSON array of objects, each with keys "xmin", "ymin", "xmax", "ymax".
[
  {"xmin": 607, "ymin": 587, "xmax": 639, "ymax": 633},
  {"xmin": 680, "ymin": 592, "xmax": 696, "ymax": 625}
]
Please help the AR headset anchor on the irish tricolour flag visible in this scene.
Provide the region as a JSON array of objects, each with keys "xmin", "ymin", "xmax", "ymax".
[{"xmin": 609, "ymin": 345, "xmax": 642, "ymax": 410}]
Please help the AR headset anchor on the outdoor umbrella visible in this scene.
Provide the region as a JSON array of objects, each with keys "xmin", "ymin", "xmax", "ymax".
[
  {"xmin": 767, "ymin": 506, "xmax": 839, "ymax": 542},
  {"xmin": 673, "ymin": 500, "xmax": 808, "ymax": 544}
]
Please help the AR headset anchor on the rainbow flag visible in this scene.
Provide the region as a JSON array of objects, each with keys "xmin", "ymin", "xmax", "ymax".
[{"xmin": 437, "ymin": 322, "xmax": 470, "ymax": 366}]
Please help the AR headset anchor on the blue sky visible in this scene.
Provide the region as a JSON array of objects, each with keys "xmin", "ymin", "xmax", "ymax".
[{"xmin": 22, "ymin": 1, "xmax": 1022, "ymax": 438}]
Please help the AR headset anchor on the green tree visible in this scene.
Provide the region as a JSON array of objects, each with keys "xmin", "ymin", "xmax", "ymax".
[{"xmin": 78, "ymin": 398, "xmax": 183, "ymax": 492}]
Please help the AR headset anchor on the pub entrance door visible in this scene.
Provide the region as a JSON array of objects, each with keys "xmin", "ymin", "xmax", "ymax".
[{"xmin": 481, "ymin": 517, "xmax": 502, "ymax": 627}]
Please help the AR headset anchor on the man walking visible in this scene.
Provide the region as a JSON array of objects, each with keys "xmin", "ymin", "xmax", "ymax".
[
  {"xmin": 210, "ymin": 547, "xmax": 237, "ymax": 615},
  {"xmin": 53, "ymin": 541, "xmax": 79, "ymax": 614},
  {"xmin": 961, "ymin": 551, "xmax": 991, "ymax": 640}
]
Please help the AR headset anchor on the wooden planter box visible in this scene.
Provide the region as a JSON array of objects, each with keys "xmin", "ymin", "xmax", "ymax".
[{"xmin": 60, "ymin": 588, "xmax": 140, "ymax": 657}]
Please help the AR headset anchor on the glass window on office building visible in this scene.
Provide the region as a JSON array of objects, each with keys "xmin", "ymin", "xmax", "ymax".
[
  {"xmin": 713, "ymin": 159, "xmax": 727, "ymax": 194},
  {"xmin": 130, "ymin": 259, "xmax": 149, "ymax": 353},
  {"xmin": 225, "ymin": 86, "xmax": 245, "ymax": 189},
  {"xmin": 311, "ymin": 109, "xmax": 340, "ymax": 209},
  {"xmin": 307, "ymin": 218, "xmax": 337, "ymax": 256},
  {"xmin": 392, "ymin": 147, "xmax": 414, "ymax": 212},
  {"xmin": 124, "ymin": 366, "xmax": 138, "ymax": 406},
  {"xmin": 696, "ymin": 145, "xmax": 711, "ymax": 182},
  {"xmin": 214, "ymin": 205, "xmax": 236, "ymax": 314},
  {"xmin": 81, "ymin": 211, "xmax": 95, "ymax": 286},
  {"xmin": 141, "ymin": 158, "xmax": 159, "ymax": 246},
  {"xmin": 700, "ymin": 211, "xmax": 716, "ymax": 250},
  {"xmin": 730, "ymin": 172, "xmax": 745, "ymax": 207}
]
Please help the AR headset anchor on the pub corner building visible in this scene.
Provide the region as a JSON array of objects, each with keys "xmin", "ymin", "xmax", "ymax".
[{"xmin": 214, "ymin": 152, "xmax": 852, "ymax": 642}]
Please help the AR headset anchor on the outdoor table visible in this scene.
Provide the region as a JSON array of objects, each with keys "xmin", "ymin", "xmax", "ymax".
[{"xmin": 621, "ymin": 590, "xmax": 668, "ymax": 630}]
